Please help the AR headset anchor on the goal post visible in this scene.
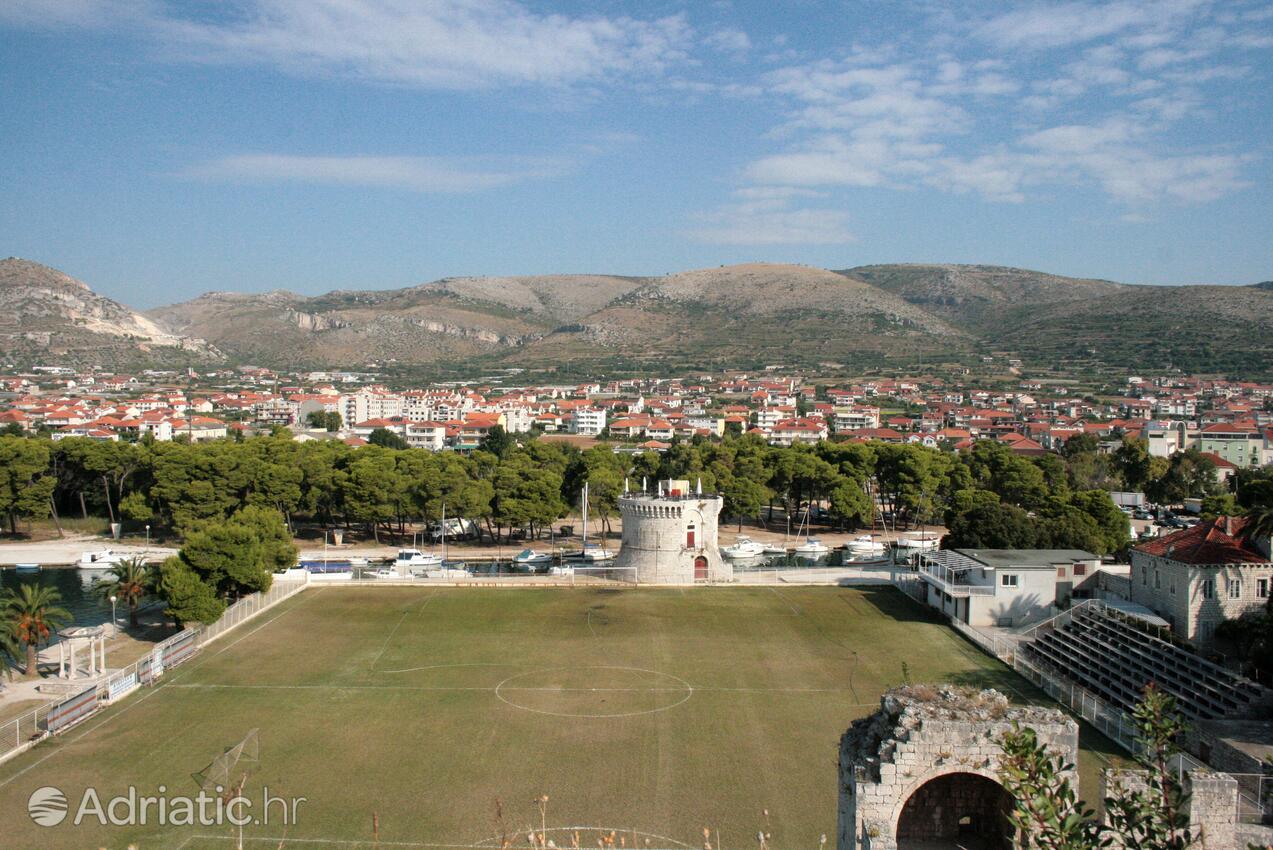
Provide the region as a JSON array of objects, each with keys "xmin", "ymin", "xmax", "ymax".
[{"xmin": 193, "ymin": 728, "xmax": 259, "ymax": 794}]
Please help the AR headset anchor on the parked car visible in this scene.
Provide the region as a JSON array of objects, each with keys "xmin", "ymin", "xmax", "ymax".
[{"xmin": 1133, "ymin": 509, "xmax": 1153, "ymax": 520}]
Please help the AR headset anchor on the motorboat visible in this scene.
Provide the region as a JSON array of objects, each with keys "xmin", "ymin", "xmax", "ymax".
[
  {"xmin": 78, "ymin": 549, "xmax": 125, "ymax": 570},
  {"xmin": 512, "ymin": 548, "xmax": 552, "ymax": 567},
  {"xmin": 762, "ymin": 543, "xmax": 789, "ymax": 555},
  {"xmin": 580, "ymin": 542, "xmax": 615, "ymax": 562},
  {"xmin": 372, "ymin": 566, "xmax": 412, "ymax": 579},
  {"xmin": 847, "ymin": 535, "xmax": 886, "ymax": 555},
  {"xmin": 844, "ymin": 551, "xmax": 894, "ymax": 567},
  {"xmin": 893, "ymin": 534, "xmax": 940, "ymax": 552},
  {"xmin": 393, "ymin": 549, "xmax": 443, "ymax": 571},
  {"xmin": 419, "ymin": 564, "xmax": 470, "ymax": 579},
  {"xmin": 14, "ymin": 563, "xmax": 40, "ymax": 574},
  {"xmin": 794, "ymin": 538, "xmax": 829, "ymax": 557},
  {"xmin": 722, "ymin": 536, "xmax": 766, "ymax": 559},
  {"xmin": 301, "ymin": 560, "xmax": 353, "ymax": 575},
  {"xmin": 273, "ymin": 566, "xmax": 308, "ymax": 580}
]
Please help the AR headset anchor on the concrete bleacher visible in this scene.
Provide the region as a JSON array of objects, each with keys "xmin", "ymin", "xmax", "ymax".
[{"xmin": 1021, "ymin": 605, "xmax": 1272, "ymax": 721}]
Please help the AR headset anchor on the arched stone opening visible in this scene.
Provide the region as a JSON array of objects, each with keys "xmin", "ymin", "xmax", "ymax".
[{"xmin": 895, "ymin": 772, "xmax": 1013, "ymax": 850}]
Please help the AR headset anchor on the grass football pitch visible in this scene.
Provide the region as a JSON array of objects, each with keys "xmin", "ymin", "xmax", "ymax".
[{"xmin": 0, "ymin": 586, "xmax": 1126, "ymax": 849}]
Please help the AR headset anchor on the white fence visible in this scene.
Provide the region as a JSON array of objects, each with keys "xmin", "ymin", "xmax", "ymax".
[{"xmin": 0, "ymin": 575, "xmax": 309, "ymax": 766}]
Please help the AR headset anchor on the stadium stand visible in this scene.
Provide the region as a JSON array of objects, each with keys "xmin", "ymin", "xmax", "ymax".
[{"xmin": 1021, "ymin": 603, "xmax": 1272, "ymax": 721}]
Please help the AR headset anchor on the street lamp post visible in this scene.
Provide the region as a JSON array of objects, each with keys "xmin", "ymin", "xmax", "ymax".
[
  {"xmin": 145, "ymin": 524, "xmax": 150, "ymax": 546},
  {"xmin": 109, "ymin": 595, "xmax": 118, "ymax": 635}
]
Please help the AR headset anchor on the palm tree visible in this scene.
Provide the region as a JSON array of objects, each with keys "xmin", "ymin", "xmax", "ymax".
[
  {"xmin": 0, "ymin": 620, "xmax": 19, "ymax": 683},
  {"xmin": 1, "ymin": 584, "xmax": 72, "ymax": 679},
  {"xmin": 1245, "ymin": 504, "xmax": 1273, "ymax": 547},
  {"xmin": 96, "ymin": 556, "xmax": 151, "ymax": 629}
]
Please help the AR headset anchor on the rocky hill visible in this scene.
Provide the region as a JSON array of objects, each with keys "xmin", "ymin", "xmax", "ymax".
[
  {"xmin": 3, "ymin": 257, "xmax": 1269, "ymax": 375},
  {"xmin": 0, "ymin": 258, "xmax": 217, "ymax": 367},
  {"xmin": 836, "ymin": 263, "xmax": 1273, "ymax": 375},
  {"xmin": 840, "ymin": 264, "xmax": 1126, "ymax": 331}
]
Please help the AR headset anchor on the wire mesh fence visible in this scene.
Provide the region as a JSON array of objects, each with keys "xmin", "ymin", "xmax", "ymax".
[{"xmin": 0, "ymin": 575, "xmax": 309, "ymax": 766}]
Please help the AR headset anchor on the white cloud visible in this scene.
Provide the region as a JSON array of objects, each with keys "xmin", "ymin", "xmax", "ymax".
[
  {"xmin": 689, "ymin": 191, "xmax": 855, "ymax": 245},
  {"xmin": 183, "ymin": 153, "xmax": 566, "ymax": 192},
  {"xmin": 726, "ymin": 0, "xmax": 1270, "ymax": 211},
  {"xmin": 155, "ymin": 0, "xmax": 695, "ymax": 89},
  {"xmin": 974, "ymin": 0, "xmax": 1206, "ymax": 50},
  {"xmin": 0, "ymin": 0, "xmax": 144, "ymax": 29},
  {"xmin": 704, "ymin": 28, "xmax": 751, "ymax": 53}
]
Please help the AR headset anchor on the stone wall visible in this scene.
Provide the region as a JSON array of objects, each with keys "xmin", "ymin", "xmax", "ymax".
[
  {"xmin": 838, "ymin": 686, "xmax": 1078, "ymax": 850},
  {"xmin": 1129, "ymin": 552, "xmax": 1273, "ymax": 647},
  {"xmin": 614, "ymin": 494, "xmax": 729, "ymax": 584},
  {"xmin": 1104, "ymin": 768, "xmax": 1239, "ymax": 850}
]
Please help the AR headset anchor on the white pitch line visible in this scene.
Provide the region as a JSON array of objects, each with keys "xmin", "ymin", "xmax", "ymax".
[
  {"xmin": 0, "ymin": 587, "xmax": 318, "ymax": 791},
  {"xmin": 370, "ymin": 591, "xmax": 437, "ymax": 673},
  {"xmin": 214, "ymin": 588, "xmax": 322, "ymax": 656},
  {"xmin": 165, "ymin": 682, "xmax": 873, "ymax": 698}
]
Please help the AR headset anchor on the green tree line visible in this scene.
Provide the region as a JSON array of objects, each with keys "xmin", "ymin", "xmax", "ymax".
[{"xmin": 0, "ymin": 430, "xmax": 1151, "ymax": 556}]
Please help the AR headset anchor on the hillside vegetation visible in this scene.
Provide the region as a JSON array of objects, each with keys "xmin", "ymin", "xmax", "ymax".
[{"xmin": 2, "ymin": 257, "xmax": 1269, "ymax": 376}]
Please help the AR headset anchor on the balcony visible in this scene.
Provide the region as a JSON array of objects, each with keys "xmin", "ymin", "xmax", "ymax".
[{"xmin": 917, "ymin": 550, "xmax": 996, "ymax": 597}]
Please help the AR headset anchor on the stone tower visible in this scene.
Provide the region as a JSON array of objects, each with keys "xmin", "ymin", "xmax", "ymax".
[
  {"xmin": 838, "ymin": 686, "xmax": 1078, "ymax": 850},
  {"xmin": 614, "ymin": 478, "xmax": 730, "ymax": 584}
]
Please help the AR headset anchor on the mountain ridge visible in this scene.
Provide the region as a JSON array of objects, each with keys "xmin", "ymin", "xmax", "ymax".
[{"xmin": 1, "ymin": 257, "xmax": 1269, "ymax": 375}]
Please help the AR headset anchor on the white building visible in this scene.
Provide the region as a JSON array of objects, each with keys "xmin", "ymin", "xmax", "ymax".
[
  {"xmin": 405, "ymin": 421, "xmax": 447, "ymax": 451},
  {"xmin": 833, "ymin": 406, "xmax": 881, "ymax": 432},
  {"xmin": 571, "ymin": 407, "xmax": 607, "ymax": 436},
  {"xmin": 916, "ymin": 549, "xmax": 1101, "ymax": 628}
]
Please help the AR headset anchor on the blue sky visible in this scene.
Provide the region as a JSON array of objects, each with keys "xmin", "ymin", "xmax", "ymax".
[{"xmin": 1, "ymin": 0, "xmax": 1271, "ymax": 307}]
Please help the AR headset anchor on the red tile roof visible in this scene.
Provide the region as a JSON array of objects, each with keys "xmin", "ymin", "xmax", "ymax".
[{"xmin": 1134, "ymin": 516, "xmax": 1270, "ymax": 565}]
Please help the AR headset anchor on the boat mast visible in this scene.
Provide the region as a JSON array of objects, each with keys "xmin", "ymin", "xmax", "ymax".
[
  {"xmin": 441, "ymin": 501, "xmax": 447, "ymax": 563},
  {"xmin": 581, "ymin": 481, "xmax": 589, "ymax": 549}
]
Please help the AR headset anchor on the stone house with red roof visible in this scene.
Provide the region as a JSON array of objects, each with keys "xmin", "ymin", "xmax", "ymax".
[{"xmin": 1129, "ymin": 516, "xmax": 1273, "ymax": 647}]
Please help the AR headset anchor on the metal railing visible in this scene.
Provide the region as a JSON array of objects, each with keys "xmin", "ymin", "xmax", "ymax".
[
  {"xmin": 917, "ymin": 564, "xmax": 996, "ymax": 596},
  {"xmin": 0, "ymin": 575, "xmax": 309, "ymax": 766},
  {"xmin": 947, "ymin": 616, "xmax": 1017, "ymax": 662}
]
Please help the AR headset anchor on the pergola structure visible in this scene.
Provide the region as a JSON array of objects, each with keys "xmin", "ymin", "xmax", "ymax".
[{"xmin": 56, "ymin": 625, "xmax": 107, "ymax": 680}]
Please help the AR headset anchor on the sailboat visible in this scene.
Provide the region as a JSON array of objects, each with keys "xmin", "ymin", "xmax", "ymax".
[
  {"xmin": 420, "ymin": 502, "xmax": 469, "ymax": 578},
  {"xmin": 763, "ymin": 511, "xmax": 792, "ymax": 554},
  {"xmin": 793, "ymin": 507, "xmax": 829, "ymax": 557},
  {"xmin": 579, "ymin": 481, "xmax": 614, "ymax": 562}
]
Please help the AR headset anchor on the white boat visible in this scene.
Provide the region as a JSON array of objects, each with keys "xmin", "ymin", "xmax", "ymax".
[
  {"xmin": 578, "ymin": 481, "xmax": 615, "ymax": 562},
  {"xmin": 420, "ymin": 565, "xmax": 470, "ymax": 579},
  {"xmin": 78, "ymin": 549, "xmax": 125, "ymax": 570},
  {"xmin": 549, "ymin": 564, "xmax": 575, "ymax": 576},
  {"xmin": 580, "ymin": 542, "xmax": 615, "ymax": 562},
  {"xmin": 14, "ymin": 563, "xmax": 40, "ymax": 574},
  {"xmin": 722, "ymin": 536, "xmax": 767, "ymax": 559},
  {"xmin": 847, "ymin": 535, "xmax": 886, "ymax": 555},
  {"xmin": 762, "ymin": 543, "xmax": 789, "ymax": 555},
  {"xmin": 393, "ymin": 549, "xmax": 443, "ymax": 571},
  {"xmin": 794, "ymin": 538, "xmax": 829, "ymax": 557},
  {"xmin": 372, "ymin": 566, "xmax": 412, "ymax": 579},
  {"xmin": 893, "ymin": 534, "xmax": 940, "ymax": 552},
  {"xmin": 512, "ymin": 548, "xmax": 552, "ymax": 567}
]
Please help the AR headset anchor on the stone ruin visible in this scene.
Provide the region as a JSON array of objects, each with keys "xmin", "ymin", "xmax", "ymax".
[
  {"xmin": 837, "ymin": 685, "xmax": 1077, "ymax": 850},
  {"xmin": 837, "ymin": 684, "xmax": 1264, "ymax": 850}
]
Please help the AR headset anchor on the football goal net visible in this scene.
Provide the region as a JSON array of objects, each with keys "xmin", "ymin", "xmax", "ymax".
[{"xmin": 193, "ymin": 728, "xmax": 259, "ymax": 794}]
